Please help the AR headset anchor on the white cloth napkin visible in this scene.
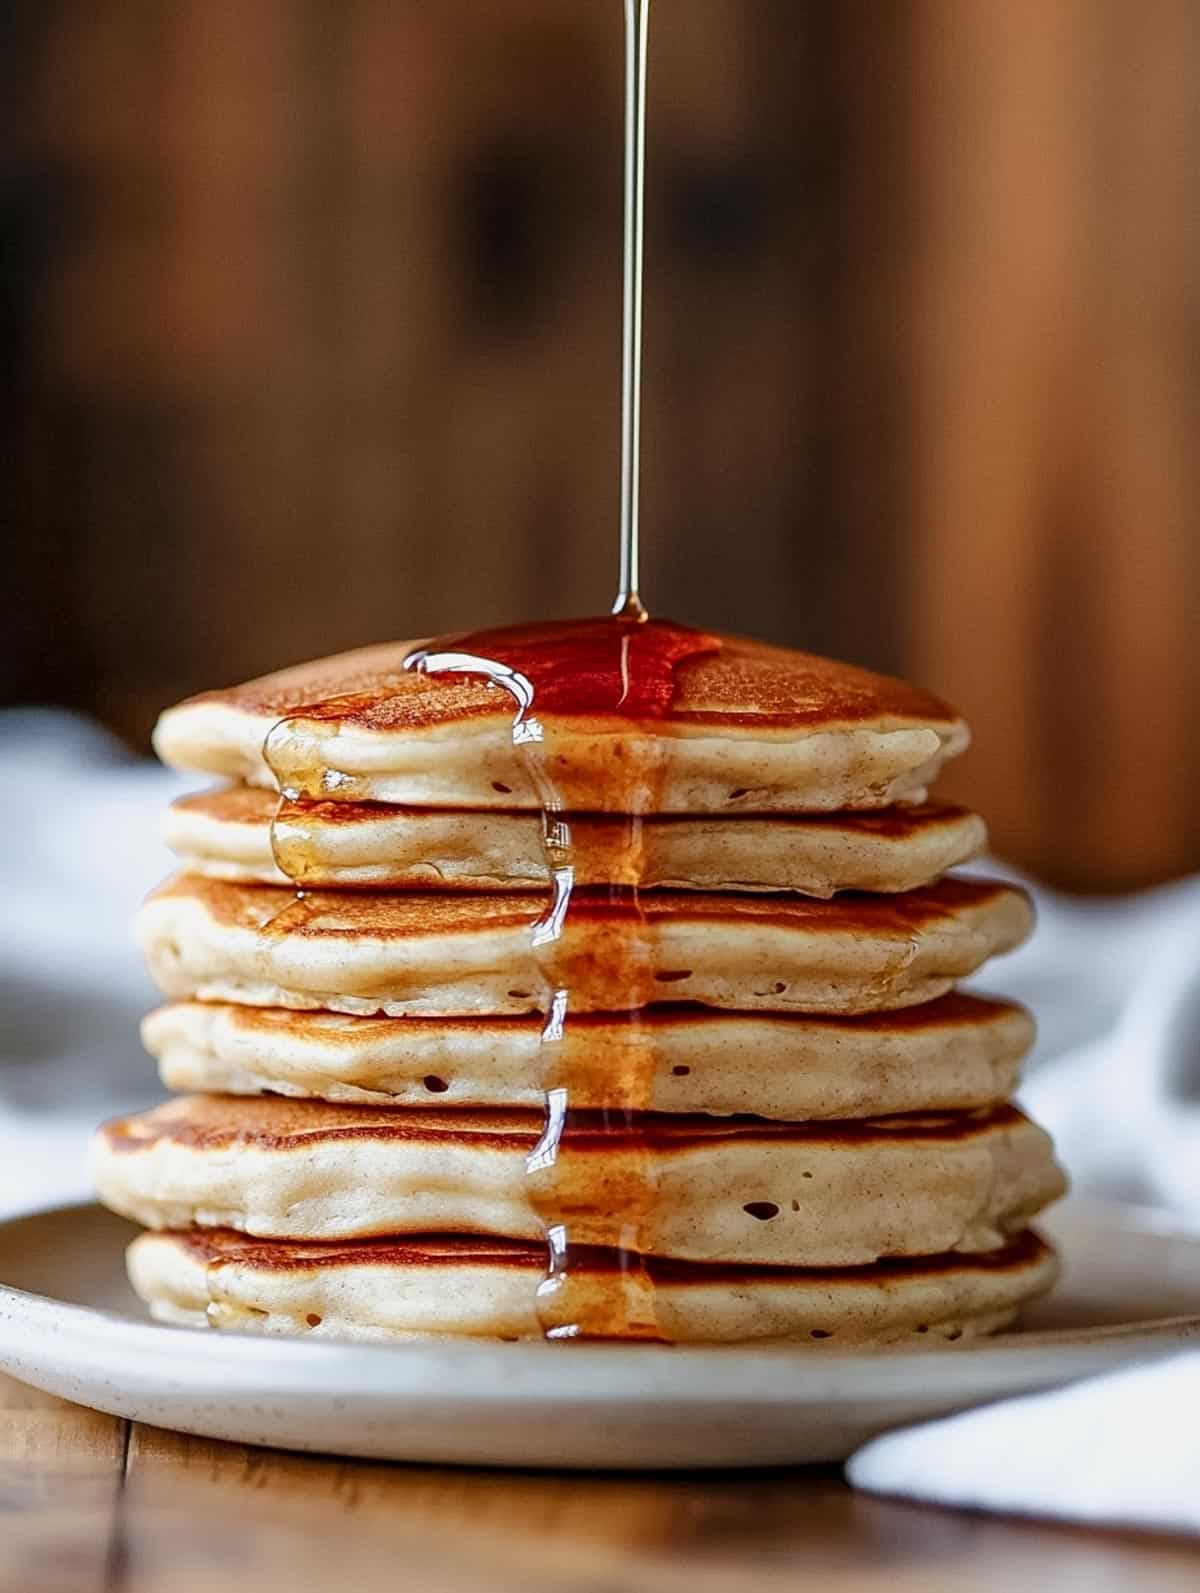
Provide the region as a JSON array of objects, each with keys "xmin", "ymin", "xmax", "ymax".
[
  {"xmin": 3, "ymin": 709, "xmax": 1200, "ymax": 1528},
  {"xmin": 0, "ymin": 711, "xmax": 188, "ymax": 1217},
  {"xmin": 848, "ymin": 1352, "xmax": 1200, "ymax": 1535},
  {"xmin": 851, "ymin": 869, "xmax": 1200, "ymax": 1532}
]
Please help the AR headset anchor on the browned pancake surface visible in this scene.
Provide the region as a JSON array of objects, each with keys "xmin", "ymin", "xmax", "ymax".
[
  {"xmin": 149, "ymin": 873, "xmax": 1027, "ymax": 941},
  {"xmin": 102, "ymin": 1094, "xmax": 1025, "ymax": 1155},
  {"xmin": 181, "ymin": 631, "xmax": 961, "ymax": 734},
  {"xmin": 144, "ymin": 989, "xmax": 1023, "ymax": 1048},
  {"xmin": 166, "ymin": 1225, "xmax": 1051, "ymax": 1287},
  {"xmin": 175, "ymin": 785, "xmax": 977, "ymax": 840}
]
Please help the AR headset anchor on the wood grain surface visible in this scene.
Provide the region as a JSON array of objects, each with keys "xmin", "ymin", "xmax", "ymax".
[
  {"xmin": 2, "ymin": 1372, "xmax": 1196, "ymax": 1592},
  {"xmin": 5, "ymin": 0, "xmax": 1200, "ymax": 890}
]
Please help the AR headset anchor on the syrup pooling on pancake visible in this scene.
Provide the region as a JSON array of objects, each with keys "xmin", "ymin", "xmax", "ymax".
[{"xmin": 402, "ymin": 616, "xmax": 720, "ymax": 1339}]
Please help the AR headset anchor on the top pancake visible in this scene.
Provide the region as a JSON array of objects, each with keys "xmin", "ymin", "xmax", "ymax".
[{"xmin": 152, "ymin": 624, "xmax": 969, "ymax": 813}]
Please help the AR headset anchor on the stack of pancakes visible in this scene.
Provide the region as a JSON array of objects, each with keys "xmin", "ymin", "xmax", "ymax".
[{"xmin": 92, "ymin": 626, "xmax": 1066, "ymax": 1344}]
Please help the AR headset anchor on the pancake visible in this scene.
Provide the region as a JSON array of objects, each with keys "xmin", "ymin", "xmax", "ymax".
[
  {"xmin": 92, "ymin": 1096, "xmax": 1066, "ymax": 1265},
  {"xmin": 137, "ymin": 873, "xmax": 1032, "ymax": 1018},
  {"xmin": 166, "ymin": 786, "xmax": 987, "ymax": 896},
  {"xmin": 143, "ymin": 992, "xmax": 1034, "ymax": 1119},
  {"xmin": 151, "ymin": 625, "xmax": 970, "ymax": 813},
  {"xmin": 126, "ymin": 1227, "xmax": 1059, "ymax": 1345}
]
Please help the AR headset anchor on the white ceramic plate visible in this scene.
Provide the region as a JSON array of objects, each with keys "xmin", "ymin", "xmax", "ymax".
[{"xmin": 0, "ymin": 1198, "xmax": 1197, "ymax": 1469}]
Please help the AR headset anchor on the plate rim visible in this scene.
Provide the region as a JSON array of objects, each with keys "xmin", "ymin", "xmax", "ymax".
[{"xmin": 1, "ymin": 1195, "xmax": 1198, "ymax": 1406}]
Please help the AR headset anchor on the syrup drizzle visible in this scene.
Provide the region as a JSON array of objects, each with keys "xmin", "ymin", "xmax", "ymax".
[
  {"xmin": 401, "ymin": 638, "xmax": 584, "ymax": 1333},
  {"xmin": 615, "ymin": 0, "xmax": 651, "ymax": 623},
  {"xmin": 399, "ymin": 3, "xmax": 679, "ymax": 1335},
  {"xmin": 403, "ymin": 618, "xmax": 717, "ymax": 1338},
  {"xmin": 259, "ymin": 0, "xmax": 710, "ymax": 1339}
]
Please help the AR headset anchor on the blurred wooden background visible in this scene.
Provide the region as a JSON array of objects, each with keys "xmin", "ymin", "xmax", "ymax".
[{"xmin": 2, "ymin": 0, "xmax": 1198, "ymax": 891}]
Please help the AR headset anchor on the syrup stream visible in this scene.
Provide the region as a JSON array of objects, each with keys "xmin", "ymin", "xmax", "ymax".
[
  {"xmin": 402, "ymin": 632, "xmax": 664, "ymax": 1339},
  {"xmin": 261, "ymin": 1, "xmax": 679, "ymax": 1339},
  {"xmin": 615, "ymin": 0, "xmax": 650, "ymax": 625}
]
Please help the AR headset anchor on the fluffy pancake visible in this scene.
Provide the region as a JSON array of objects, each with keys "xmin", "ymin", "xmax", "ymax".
[
  {"xmin": 143, "ymin": 993, "xmax": 1033, "ymax": 1119},
  {"xmin": 92, "ymin": 1096, "xmax": 1065, "ymax": 1265},
  {"xmin": 127, "ymin": 1227, "xmax": 1059, "ymax": 1345},
  {"xmin": 166, "ymin": 786, "xmax": 986, "ymax": 896},
  {"xmin": 152, "ymin": 627, "xmax": 969, "ymax": 813},
  {"xmin": 137, "ymin": 873, "xmax": 1032, "ymax": 1018}
]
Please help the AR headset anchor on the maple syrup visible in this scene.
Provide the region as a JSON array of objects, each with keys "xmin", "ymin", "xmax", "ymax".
[
  {"xmin": 404, "ymin": 0, "xmax": 692, "ymax": 1352},
  {"xmin": 615, "ymin": 0, "xmax": 650, "ymax": 624},
  {"xmin": 403, "ymin": 617, "xmax": 717, "ymax": 1338},
  {"xmin": 262, "ymin": 0, "xmax": 712, "ymax": 1338}
]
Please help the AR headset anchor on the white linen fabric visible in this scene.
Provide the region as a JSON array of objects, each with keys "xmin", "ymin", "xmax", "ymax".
[
  {"xmin": 0, "ymin": 711, "xmax": 188, "ymax": 1216},
  {"xmin": 851, "ymin": 867, "xmax": 1200, "ymax": 1533},
  {"xmin": 848, "ymin": 1352, "xmax": 1200, "ymax": 1535}
]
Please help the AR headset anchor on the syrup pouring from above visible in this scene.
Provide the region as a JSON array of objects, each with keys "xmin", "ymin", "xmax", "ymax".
[{"xmin": 269, "ymin": 1, "xmax": 698, "ymax": 1336}]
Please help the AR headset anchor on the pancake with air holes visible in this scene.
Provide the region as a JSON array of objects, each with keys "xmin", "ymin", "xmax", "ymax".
[
  {"xmin": 137, "ymin": 873, "xmax": 1032, "ymax": 1019},
  {"xmin": 150, "ymin": 627, "xmax": 969, "ymax": 814},
  {"xmin": 91, "ymin": 1095, "xmax": 1065, "ymax": 1265},
  {"xmin": 143, "ymin": 992, "xmax": 1034, "ymax": 1120},
  {"xmin": 166, "ymin": 785, "xmax": 987, "ymax": 897},
  {"xmin": 126, "ymin": 1227, "xmax": 1059, "ymax": 1346}
]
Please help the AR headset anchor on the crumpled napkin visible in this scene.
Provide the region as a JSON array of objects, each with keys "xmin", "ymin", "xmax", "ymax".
[
  {"xmin": 849, "ymin": 868, "xmax": 1200, "ymax": 1531},
  {"xmin": 848, "ymin": 1351, "xmax": 1200, "ymax": 1535},
  {"xmin": 1013, "ymin": 871, "xmax": 1200, "ymax": 1216},
  {"xmin": 0, "ymin": 710, "xmax": 188, "ymax": 1217}
]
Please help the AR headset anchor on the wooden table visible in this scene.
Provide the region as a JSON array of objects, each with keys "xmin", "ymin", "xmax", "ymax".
[{"xmin": 3, "ymin": 1372, "xmax": 1196, "ymax": 1593}]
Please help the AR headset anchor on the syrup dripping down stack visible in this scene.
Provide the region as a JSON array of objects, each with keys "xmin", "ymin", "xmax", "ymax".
[{"xmin": 92, "ymin": 619, "xmax": 1066, "ymax": 1343}]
